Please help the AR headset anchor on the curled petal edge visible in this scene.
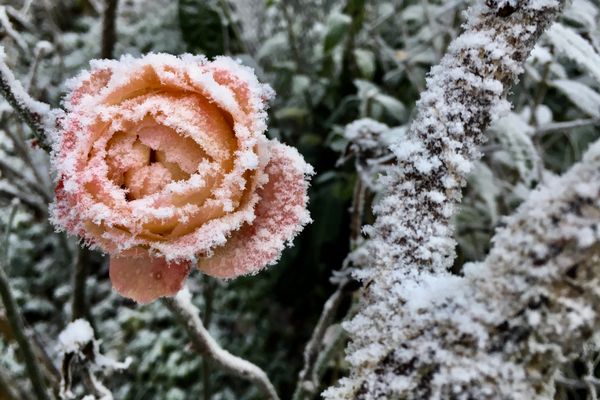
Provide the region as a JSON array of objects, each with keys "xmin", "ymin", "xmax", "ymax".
[{"xmin": 197, "ymin": 139, "xmax": 314, "ymax": 278}]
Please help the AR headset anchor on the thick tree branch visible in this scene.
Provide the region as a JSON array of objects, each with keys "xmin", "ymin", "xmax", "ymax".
[
  {"xmin": 328, "ymin": 139, "xmax": 600, "ymax": 398},
  {"xmin": 162, "ymin": 288, "xmax": 280, "ymax": 400},
  {"xmin": 325, "ymin": 0, "xmax": 568, "ymax": 398}
]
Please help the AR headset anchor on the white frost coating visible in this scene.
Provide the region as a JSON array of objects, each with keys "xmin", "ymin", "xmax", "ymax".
[
  {"xmin": 57, "ymin": 318, "xmax": 94, "ymax": 354},
  {"xmin": 0, "ymin": 46, "xmax": 58, "ymax": 143},
  {"xmin": 325, "ymin": 0, "xmax": 567, "ymax": 398},
  {"xmin": 332, "ymin": 139, "xmax": 600, "ymax": 399},
  {"xmin": 342, "ymin": 118, "xmax": 396, "ymax": 192},
  {"xmin": 57, "ymin": 319, "xmax": 131, "ymax": 400},
  {"xmin": 168, "ymin": 287, "xmax": 280, "ymax": 399},
  {"xmin": 491, "ymin": 112, "xmax": 539, "ymax": 184},
  {"xmin": 551, "ymin": 79, "xmax": 600, "ymax": 118},
  {"xmin": 546, "ymin": 22, "xmax": 600, "ymax": 85}
]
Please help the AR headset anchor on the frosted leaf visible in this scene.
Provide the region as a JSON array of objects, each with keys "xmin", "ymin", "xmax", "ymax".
[
  {"xmin": 546, "ymin": 22, "xmax": 600, "ymax": 85},
  {"xmin": 551, "ymin": 79, "xmax": 600, "ymax": 117}
]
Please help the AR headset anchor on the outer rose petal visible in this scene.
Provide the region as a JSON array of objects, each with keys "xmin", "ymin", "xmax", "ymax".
[
  {"xmin": 109, "ymin": 252, "xmax": 191, "ymax": 304},
  {"xmin": 198, "ymin": 140, "xmax": 313, "ymax": 278}
]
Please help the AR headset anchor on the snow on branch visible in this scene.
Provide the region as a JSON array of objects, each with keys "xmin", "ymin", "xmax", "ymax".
[
  {"xmin": 57, "ymin": 319, "xmax": 131, "ymax": 400},
  {"xmin": 0, "ymin": 46, "xmax": 57, "ymax": 152},
  {"xmin": 330, "ymin": 138, "xmax": 600, "ymax": 398},
  {"xmin": 325, "ymin": 0, "xmax": 568, "ymax": 398},
  {"xmin": 162, "ymin": 288, "xmax": 280, "ymax": 400}
]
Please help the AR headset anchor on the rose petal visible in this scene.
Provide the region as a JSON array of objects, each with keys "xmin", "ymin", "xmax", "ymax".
[
  {"xmin": 109, "ymin": 251, "xmax": 191, "ymax": 303},
  {"xmin": 197, "ymin": 140, "xmax": 313, "ymax": 278}
]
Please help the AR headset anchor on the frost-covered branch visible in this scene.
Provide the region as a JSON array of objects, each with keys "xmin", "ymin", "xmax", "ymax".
[
  {"xmin": 329, "ymin": 139, "xmax": 600, "ymax": 398},
  {"xmin": 57, "ymin": 319, "xmax": 130, "ymax": 400},
  {"xmin": 162, "ymin": 288, "xmax": 280, "ymax": 400},
  {"xmin": 0, "ymin": 47, "xmax": 54, "ymax": 151},
  {"xmin": 0, "ymin": 202, "xmax": 51, "ymax": 400},
  {"xmin": 293, "ymin": 280, "xmax": 350, "ymax": 400},
  {"xmin": 326, "ymin": 0, "xmax": 568, "ymax": 398}
]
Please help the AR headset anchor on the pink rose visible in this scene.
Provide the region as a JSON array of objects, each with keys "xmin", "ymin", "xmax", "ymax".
[{"xmin": 51, "ymin": 54, "xmax": 313, "ymax": 303}]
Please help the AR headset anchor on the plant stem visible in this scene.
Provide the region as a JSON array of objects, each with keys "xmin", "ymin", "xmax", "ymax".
[
  {"xmin": 162, "ymin": 289, "xmax": 280, "ymax": 400},
  {"xmin": 0, "ymin": 51, "xmax": 52, "ymax": 152},
  {"xmin": 0, "ymin": 203, "xmax": 51, "ymax": 400},
  {"xmin": 101, "ymin": 0, "xmax": 118, "ymax": 59}
]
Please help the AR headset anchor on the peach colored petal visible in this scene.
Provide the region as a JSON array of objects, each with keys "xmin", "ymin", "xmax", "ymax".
[
  {"xmin": 51, "ymin": 54, "xmax": 312, "ymax": 304},
  {"xmin": 109, "ymin": 251, "xmax": 190, "ymax": 304},
  {"xmin": 197, "ymin": 140, "xmax": 313, "ymax": 278}
]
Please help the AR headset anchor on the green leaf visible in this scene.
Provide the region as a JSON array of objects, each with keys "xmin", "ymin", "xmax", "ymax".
[
  {"xmin": 323, "ymin": 12, "xmax": 352, "ymax": 53},
  {"xmin": 256, "ymin": 31, "xmax": 288, "ymax": 60},
  {"xmin": 354, "ymin": 48, "xmax": 376, "ymax": 79},
  {"xmin": 373, "ymin": 93, "xmax": 407, "ymax": 121}
]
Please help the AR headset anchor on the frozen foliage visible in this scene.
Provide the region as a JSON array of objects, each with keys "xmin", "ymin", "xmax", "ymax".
[
  {"xmin": 490, "ymin": 111, "xmax": 539, "ymax": 184},
  {"xmin": 546, "ymin": 22, "xmax": 600, "ymax": 85},
  {"xmin": 324, "ymin": 0, "xmax": 568, "ymax": 398},
  {"xmin": 341, "ymin": 118, "xmax": 396, "ymax": 191},
  {"xmin": 2, "ymin": 0, "xmax": 600, "ymax": 398}
]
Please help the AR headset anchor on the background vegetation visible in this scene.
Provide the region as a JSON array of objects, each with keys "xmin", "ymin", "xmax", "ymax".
[{"xmin": 0, "ymin": 0, "xmax": 599, "ymax": 399}]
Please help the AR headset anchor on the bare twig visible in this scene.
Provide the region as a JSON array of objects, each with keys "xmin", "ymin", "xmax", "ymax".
[
  {"xmin": 162, "ymin": 288, "xmax": 280, "ymax": 400},
  {"xmin": 280, "ymin": 2, "xmax": 304, "ymax": 73},
  {"xmin": 101, "ymin": 0, "xmax": 119, "ymax": 59},
  {"xmin": 0, "ymin": 202, "xmax": 51, "ymax": 400},
  {"xmin": 71, "ymin": 247, "xmax": 93, "ymax": 323},
  {"xmin": 26, "ymin": 41, "xmax": 52, "ymax": 91}
]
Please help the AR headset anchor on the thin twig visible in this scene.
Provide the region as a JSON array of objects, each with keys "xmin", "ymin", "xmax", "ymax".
[
  {"xmin": 201, "ymin": 278, "xmax": 215, "ymax": 400},
  {"xmin": 162, "ymin": 288, "xmax": 280, "ymax": 400},
  {"xmin": 293, "ymin": 175, "xmax": 367, "ymax": 399},
  {"xmin": 71, "ymin": 247, "xmax": 93, "ymax": 324},
  {"xmin": 292, "ymin": 282, "xmax": 349, "ymax": 400},
  {"xmin": 0, "ymin": 202, "xmax": 51, "ymax": 400},
  {"xmin": 0, "ymin": 6, "xmax": 28, "ymax": 53},
  {"xmin": 536, "ymin": 118, "xmax": 600, "ymax": 134},
  {"xmin": 0, "ymin": 48, "xmax": 52, "ymax": 151},
  {"xmin": 101, "ymin": 0, "xmax": 119, "ymax": 59}
]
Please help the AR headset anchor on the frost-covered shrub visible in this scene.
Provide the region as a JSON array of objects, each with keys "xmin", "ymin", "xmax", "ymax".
[{"xmin": 1, "ymin": 0, "xmax": 600, "ymax": 399}]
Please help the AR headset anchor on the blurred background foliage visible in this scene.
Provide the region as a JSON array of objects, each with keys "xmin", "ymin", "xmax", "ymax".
[{"xmin": 0, "ymin": 0, "xmax": 599, "ymax": 399}]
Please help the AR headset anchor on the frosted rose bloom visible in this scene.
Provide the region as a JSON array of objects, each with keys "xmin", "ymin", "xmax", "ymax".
[{"xmin": 51, "ymin": 54, "xmax": 313, "ymax": 303}]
